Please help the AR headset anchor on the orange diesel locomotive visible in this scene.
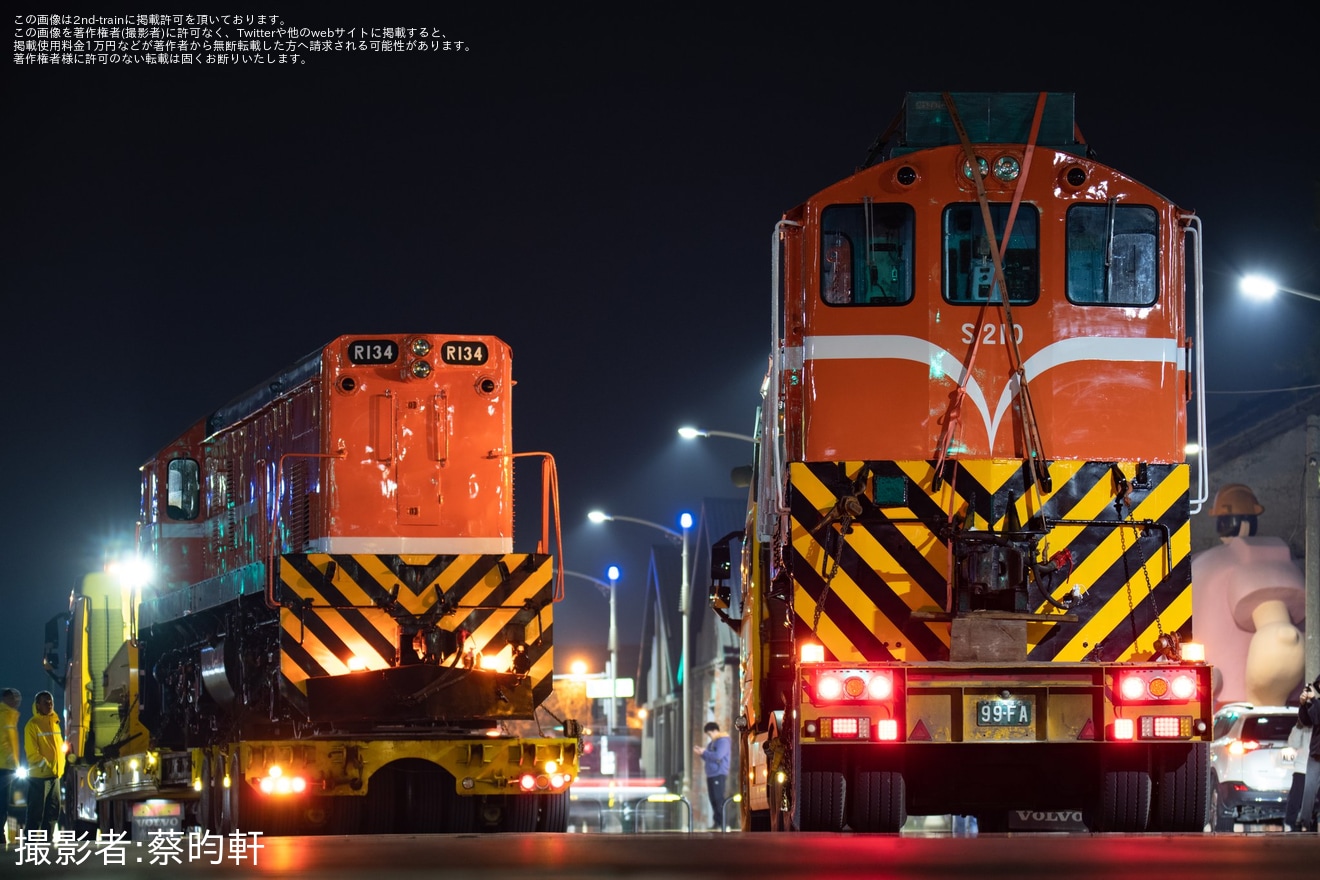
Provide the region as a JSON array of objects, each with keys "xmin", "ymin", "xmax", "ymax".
[
  {"xmin": 64, "ymin": 334, "xmax": 578, "ymax": 835},
  {"xmin": 726, "ymin": 93, "xmax": 1212, "ymax": 832}
]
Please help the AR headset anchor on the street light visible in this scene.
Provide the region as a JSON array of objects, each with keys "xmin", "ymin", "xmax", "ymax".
[
  {"xmin": 677, "ymin": 426, "xmax": 757, "ymax": 443},
  {"xmin": 1238, "ymin": 274, "xmax": 1320, "ymax": 687},
  {"xmin": 562, "ymin": 568, "xmax": 621, "ymax": 735},
  {"xmin": 1240, "ymin": 274, "xmax": 1320, "ymax": 303},
  {"xmin": 606, "ymin": 565, "xmax": 619, "ymax": 736},
  {"xmin": 587, "ymin": 509, "xmax": 694, "ymax": 800}
]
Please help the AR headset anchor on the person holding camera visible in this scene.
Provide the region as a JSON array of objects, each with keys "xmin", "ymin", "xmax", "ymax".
[{"xmin": 1298, "ymin": 680, "xmax": 1320, "ymax": 832}]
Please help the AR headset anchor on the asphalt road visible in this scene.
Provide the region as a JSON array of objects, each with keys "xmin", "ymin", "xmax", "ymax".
[{"xmin": 0, "ymin": 828, "xmax": 1315, "ymax": 880}]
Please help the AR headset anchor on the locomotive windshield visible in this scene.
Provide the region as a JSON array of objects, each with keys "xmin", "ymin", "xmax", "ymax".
[
  {"xmin": 820, "ymin": 203, "xmax": 915, "ymax": 305},
  {"xmin": 1065, "ymin": 203, "xmax": 1159, "ymax": 305},
  {"xmin": 943, "ymin": 203, "xmax": 1039, "ymax": 305}
]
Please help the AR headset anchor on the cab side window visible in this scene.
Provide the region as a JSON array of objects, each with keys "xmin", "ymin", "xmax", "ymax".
[{"xmin": 166, "ymin": 458, "xmax": 200, "ymax": 521}]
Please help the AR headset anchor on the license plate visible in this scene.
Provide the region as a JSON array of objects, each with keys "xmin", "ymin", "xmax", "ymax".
[{"xmin": 977, "ymin": 699, "xmax": 1031, "ymax": 726}]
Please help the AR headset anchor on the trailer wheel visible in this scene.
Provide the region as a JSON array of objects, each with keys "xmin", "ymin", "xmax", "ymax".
[
  {"xmin": 799, "ymin": 771, "xmax": 845, "ymax": 832},
  {"xmin": 442, "ymin": 782, "xmax": 477, "ymax": 833},
  {"xmin": 362, "ymin": 766, "xmax": 397, "ymax": 834},
  {"xmin": 496, "ymin": 794, "xmax": 538, "ymax": 832},
  {"xmin": 850, "ymin": 770, "xmax": 905, "ymax": 833},
  {"xmin": 769, "ymin": 771, "xmax": 789, "ymax": 832},
  {"xmin": 1088, "ymin": 768, "xmax": 1151, "ymax": 832},
  {"xmin": 740, "ymin": 735, "xmax": 770, "ymax": 831},
  {"xmin": 536, "ymin": 791, "xmax": 569, "ymax": 832},
  {"xmin": 1152, "ymin": 743, "xmax": 1210, "ymax": 832}
]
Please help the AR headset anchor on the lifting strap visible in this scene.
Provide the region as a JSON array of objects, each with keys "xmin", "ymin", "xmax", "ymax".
[{"xmin": 932, "ymin": 92, "xmax": 1052, "ymax": 495}]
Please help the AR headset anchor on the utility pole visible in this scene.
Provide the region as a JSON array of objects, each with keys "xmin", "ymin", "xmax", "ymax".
[{"xmin": 1306, "ymin": 416, "xmax": 1319, "ymax": 685}]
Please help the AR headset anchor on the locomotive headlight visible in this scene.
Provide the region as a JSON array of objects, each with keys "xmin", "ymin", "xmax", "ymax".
[
  {"xmin": 993, "ymin": 155, "xmax": 1021, "ymax": 181},
  {"xmin": 410, "ymin": 338, "xmax": 432, "ymax": 357},
  {"xmin": 411, "ymin": 360, "xmax": 433, "ymax": 379},
  {"xmin": 962, "ymin": 156, "xmax": 988, "ymax": 179}
]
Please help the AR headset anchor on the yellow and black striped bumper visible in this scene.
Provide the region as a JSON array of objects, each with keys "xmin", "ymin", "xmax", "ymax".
[
  {"xmin": 278, "ymin": 553, "xmax": 555, "ymax": 722},
  {"xmin": 786, "ymin": 460, "xmax": 1190, "ymax": 664}
]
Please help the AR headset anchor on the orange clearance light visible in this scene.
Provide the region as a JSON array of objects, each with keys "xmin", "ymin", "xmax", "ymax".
[
  {"xmin": 1148, "ymin": 677, "xmax": 1169, "ymax": 698},
  {"xmin": 1119, "ymin": 676, "xmax": 1147, "ymax": 701},
  {"xmin": 1112, "ymin": 718, "xmax": 1135, "ymax": 740},
  {"xmin": 844, "ymin": 676, "xmax": 866, "ymax": 698},
  {"xmin": 801, "ymin": 643, "xmax": 825, "ymax": 664},
  {"xmin": 1181, "ymin": 642, "xmax": 1205, "ymax": 663},
  {"xmin": 545, "ymin": 761, "xmax": 558, "ymax": 775},
  {"xmin": 877, "ymin": 719, "xmax": 899, "ymax": 741}
]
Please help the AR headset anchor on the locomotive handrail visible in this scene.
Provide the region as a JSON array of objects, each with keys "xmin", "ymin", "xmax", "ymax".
[
  {"xmin": 770, "ymin": 219, "xmax": 801, "ymax": 520},
  {"xmin": 506, "ymin": 451, "xmax": 565, "ymax": 601},
  {"xmin": 1183, "ymin": 214, "xmax": 1209, "ymax": 514}
]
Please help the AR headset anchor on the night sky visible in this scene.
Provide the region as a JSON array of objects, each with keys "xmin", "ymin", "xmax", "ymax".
[{"xmin": 6, "ymin": 8, "xmax": 1318, "ymax": 709}]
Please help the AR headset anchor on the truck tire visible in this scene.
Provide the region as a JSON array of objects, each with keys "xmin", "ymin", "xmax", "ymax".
[
  {"xmin": 850, "ymin": 770, "xmax": 905, "ymax": 833},
  {"xmin": 442, "ymin": 784, "xmax": 477, "ymax": 833},
  {"xmin": 740, "ymin": 735, "xmax": 770, "ymax": 832},
  {"xmin": 1088, "ymin": 768, "xmax": 1151, "ymax": 832},
  {"xmin": 799, "ymin": 771, "xmax": 845, "ymax": 832},
  {"xmin": 769, "ymin": 771, "xmax": 789, "ymax": 832},
  {"xmin": 536, "ymin": 791, "xmax": 569, "ymax": 832},
  {"xmin": 1152, "ymin": 743, "xmax": 1210, "ymax": 832},
  {"xmin": 497, "ymin": 794, "xmax": 538, "ymax": 832}
]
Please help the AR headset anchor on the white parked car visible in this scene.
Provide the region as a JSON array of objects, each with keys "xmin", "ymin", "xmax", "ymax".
[{"xmin": 1208, "ymin": 703, "xmax": 1299, "ymax": 831}]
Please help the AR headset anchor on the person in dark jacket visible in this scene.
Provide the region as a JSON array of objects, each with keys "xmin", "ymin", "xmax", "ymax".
[
  {"xmin": 1298, "ymin": 678, "xmax": 1320, "ymax": 832},
  {"xmin": 694, "ymin": 721, "xmax": 731, "ymax": 829},
  {"xmin": 691, "ymin": 728, "xmax": 733, "ymax": 828},
  {"xmin": 1284, "ymin": 718, "xmax": 1314, "ymax": 830}
]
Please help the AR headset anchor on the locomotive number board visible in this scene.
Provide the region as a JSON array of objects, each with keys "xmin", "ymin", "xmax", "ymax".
[{"xmin": 347, "ymin": 340, "xmax": 399, "ymax": 365}]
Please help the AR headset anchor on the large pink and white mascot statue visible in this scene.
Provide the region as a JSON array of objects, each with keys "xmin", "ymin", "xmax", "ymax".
[{"xmin": 1191, "ymin": 483, "xmax": 1306, "ymax": 707}]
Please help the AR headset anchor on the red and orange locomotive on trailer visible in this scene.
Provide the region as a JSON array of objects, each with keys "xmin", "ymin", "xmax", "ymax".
[
  {"xmin": 65, "ymin": 334, "xmax": 578, "ymax": 835},
  {"xmin": 725, "ymin": 93, "xmax": 1213, "ymax": 833}
]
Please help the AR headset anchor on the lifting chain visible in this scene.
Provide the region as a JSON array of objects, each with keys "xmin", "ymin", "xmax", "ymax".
[
  {"xmin": 809, "ymin": 493, "xmax": 863, "ymax": 635},
  {"xmin": 1115, "ymin": 482, "xmax": 1167, "ymax": 655}
]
